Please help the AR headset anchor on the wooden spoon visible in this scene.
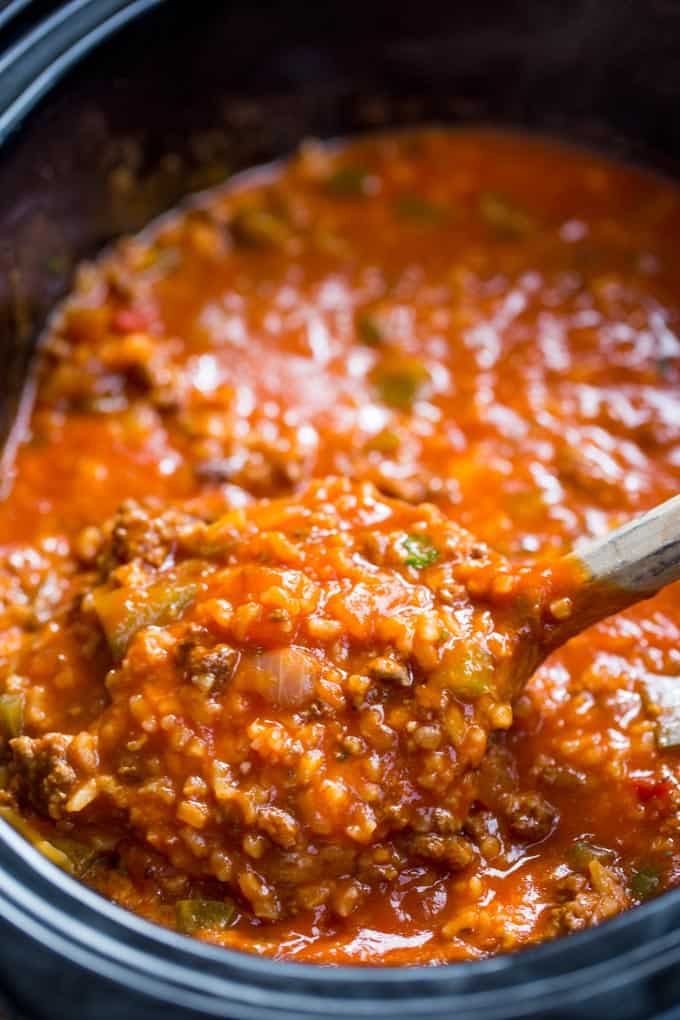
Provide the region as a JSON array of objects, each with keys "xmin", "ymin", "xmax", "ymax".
[
  {"xmin": 547, "ymin": 492, "xmax": 680, "ymax": 640},
  {"xmin": 515, "ymin": 493, "xmax": 680, "ymax": 688}
]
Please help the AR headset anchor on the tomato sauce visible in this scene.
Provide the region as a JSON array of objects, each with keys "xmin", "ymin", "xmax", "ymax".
[{"xmin": 1, "ymin": 129, "xmax": 679, "ymax": 964}]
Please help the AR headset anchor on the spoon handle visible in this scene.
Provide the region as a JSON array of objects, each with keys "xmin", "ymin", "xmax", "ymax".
[
  {"xmin": 540, "ymin": 493, "xmax": 680, "ymax": 653},
  {"xmin": 572, "ymin": 492, "xmax": 680, "ymax": 596}
]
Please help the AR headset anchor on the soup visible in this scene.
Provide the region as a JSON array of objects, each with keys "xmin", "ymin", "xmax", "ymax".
[{"xmin": 1, "ymin": 130, "xmax": 679, "ymax": 964}]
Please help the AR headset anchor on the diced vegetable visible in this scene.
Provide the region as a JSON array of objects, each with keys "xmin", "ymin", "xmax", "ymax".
[
  {"xmin": 634, "ymin": 777, "xmax": 671, "ymax": 803},
  {"xmin": 176, "ymin": 898, "xmax": 237, "ymax": 934},
  {"xmin": 638, "ymin": 674, "xmax": 680, "ymax": 749},
  {"xmin": 110, "ymin": 306, "xmax": 152, "ymax": 334},
  {"xmin": 434, "ymin": 643, "xmax": 494, "ymax": 698},
  {"xmin": 567, "ymin": 840, "xmax": 614, "ymax": 873},
  {"xmin": 231, "ymin": 207, "xmax": 290, "ymax": 247},
  {"xmin": 64, "ymin": 306, "xmax": 111, "ymax": 343},
  {"xmin": 401, "ymin": 534, "xmax": 439, "ymax": 569},
  {"xmin": 479, "ymin": 192, "xmax": 533, "ymax": 239},
  {"xmin": 93, "ymin": 580, "xmax": 198, "ymax": 661},
  {"xmin": 313, "ymin": 228, "xmax": 352, "ymax": 258},
  {"xmin": 365, "ymin": 428, "xmax": 400, "ymax": 455},
  {"xmin": 326, "ymin": 166, "xmax": 371, "ymax": 197},
  {"xmin": 143, "ymin": 244, "xmax": 182, "ymax": 274},
  {"xmin": 356, "ymin": 313, "xmax": 384, "ymax": 346},
  {"xmin": 630, "ymin": 865, "xmax": 660, "ymax": 900},
  {"xmin": 374, "ymin": 359, "xmax": 430, "ymax": 409},
  {"xmin": 248, "ymin": 647, "xmax": 320, "ymax": 708},
  {"xmin": 0, "ymin": 806, "xmax": 74, "ymax": 874},
  {"xmin": 656, "ymin": 357, "xmax": 673, "ymax": 379},
  {"xmin": 0, "ymin": 694, "xmax": 23, "ymax": 739},
  {"xmin": 396, "ymin": 195, "xmax": 447, "ymax": 223},
  {"xmin": 49, "ymin": 837, "xmax": 99, "ymax": 877}
]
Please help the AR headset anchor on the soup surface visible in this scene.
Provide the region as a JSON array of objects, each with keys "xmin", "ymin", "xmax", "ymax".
[{"xmin": 1, "ymin": 129, "xmax": 679, "ymax": 964}]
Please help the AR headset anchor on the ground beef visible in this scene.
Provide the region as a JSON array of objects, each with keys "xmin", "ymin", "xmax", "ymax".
[
  {"xmin": 100, "ymin": 500, "xmax": 203, "ymax": 571},
  {"xmin": 551, "ymin": 860, "xmax": 629, "ymax": 934},
  {"xmin": 10, "ymin": 734, "xmax": 77, "ymax": 821},
  {"xmin": 178, "ymin": 635, "xmax": 241, "ymax": 694},
  {"xmin": 409, "ymin": 832, "xmax": 476, "ymax": 869},
  {"xmin": 367, "ymin": 656, "xmax": 412, "ymax": 686},
  {"xmin": 498, "ymin": 791, "xmax": 558, "ymax": 842}
]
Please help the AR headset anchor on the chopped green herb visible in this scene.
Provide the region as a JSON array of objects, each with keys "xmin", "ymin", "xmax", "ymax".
[
  {"xmin": 479, "ymin": 192, "xmax": 533, "ymax": 239},
  {"xmin": 374, "ymin": 360, "xmax": 430, "ymax": 409},
  {"xmin": 402, "ymin": 534, "xmax": 439, "ymax": 569},
  {"xmin": 0, "ymin": 694, "xmax": 23, "ymax": 739},
  {"xmin": 396, "ymin": 195, "xmax": 447, "ymax": 223},
  {"xmin": 356, "ymin": 313, "xmax": 384, "ymax": 346},
  {"xmin": 630, "ymin": 865, "xmax": 660, "ymax": 900},
  {"xmin": 176, "ymin": 898, "xmax": 237, "ymax": 934},
  {"xmin": 326, "ymin": 166, "xmax": 371, "ymax": 197}
]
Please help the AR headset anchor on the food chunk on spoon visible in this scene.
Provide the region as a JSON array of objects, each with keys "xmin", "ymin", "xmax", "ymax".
[
  {"xmin": 5, "ymin": 476, "xmax": 679, "ymax": 926},
  {"xmin": 4, "ymin": 477, "xmax": 586, "ymax": 922}
]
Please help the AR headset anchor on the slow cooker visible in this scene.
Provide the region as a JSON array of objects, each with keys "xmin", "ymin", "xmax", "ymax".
[{"xmin": 2, "ymin": 2, "xmax": 680, "ymax": 1017}]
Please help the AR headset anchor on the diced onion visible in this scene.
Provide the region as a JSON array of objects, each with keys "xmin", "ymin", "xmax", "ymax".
[{"xmin": 250, "ymin": 647, "xmax": 320, "ymax": 708}]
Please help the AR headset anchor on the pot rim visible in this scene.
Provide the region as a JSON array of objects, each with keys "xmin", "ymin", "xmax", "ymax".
[
  {"xmin": 3, "ymin": 812, "xmax": 680, "ymax": 1016},
  {"xmin": 1, "ymin": 1, "xmax": 680, "ymax": 1014}
]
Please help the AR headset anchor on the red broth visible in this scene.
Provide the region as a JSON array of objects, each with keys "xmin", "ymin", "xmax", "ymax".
[{"xmin": 1, "ymin": 129, "xmax": 679, "ymax": 964}]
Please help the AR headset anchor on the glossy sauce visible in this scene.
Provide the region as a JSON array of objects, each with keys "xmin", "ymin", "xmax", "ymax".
[{"xmin": 1, "ymin": 130, "xmax": 679, "ymax": 964}]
